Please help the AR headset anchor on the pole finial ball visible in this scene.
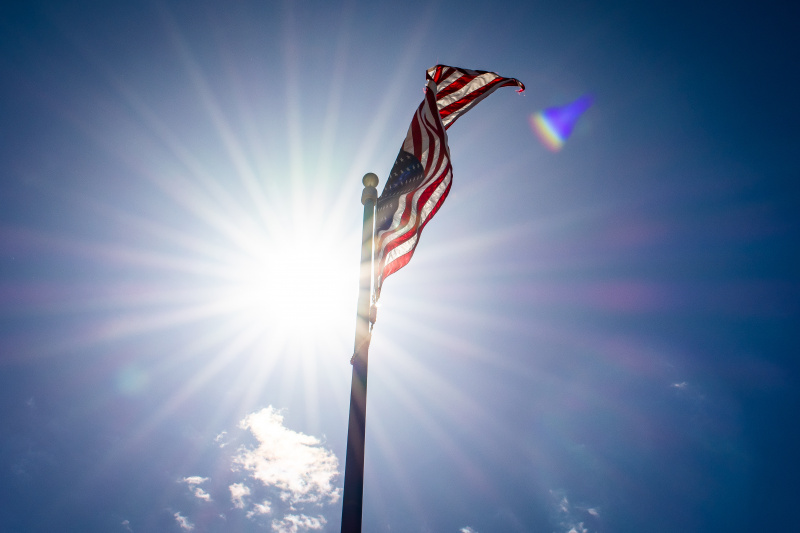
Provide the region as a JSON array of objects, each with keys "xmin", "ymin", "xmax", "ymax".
[{"xmin": 362, "ymin": 173, "xmax": 379, "ymax": 187}]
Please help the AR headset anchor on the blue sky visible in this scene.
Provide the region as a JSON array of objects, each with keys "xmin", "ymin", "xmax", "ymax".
[{"xmin": 1, "ymin": 0, "xmax": 798, "ymax": 532}]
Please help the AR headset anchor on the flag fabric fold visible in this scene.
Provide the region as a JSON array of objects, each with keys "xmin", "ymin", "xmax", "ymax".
[{"xmin": 373, "ymin": 65, "xmax": 524, "ymax": 300}]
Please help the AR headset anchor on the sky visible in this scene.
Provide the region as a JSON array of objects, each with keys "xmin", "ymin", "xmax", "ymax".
[{"xmin": 0, "ymin": 0, "xmax": 798, "ymax": 532}]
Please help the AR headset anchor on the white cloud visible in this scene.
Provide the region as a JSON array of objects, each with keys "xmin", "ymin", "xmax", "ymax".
[
  {"xmin": 271, "ymin": 514, "xmax": 325, "ymax": 533},
  {"xmin": 672, "ymin": 381, "xmax": 688, "ymax": 389},
  {"xmin": 246, "ymin": 500, "xmax": 272, "ymax": 518},
  {"xmin": 121, "ymin": 519, "xmax": 132, "ymax": 532},
  {"xmin": 181, "ymin": 476, "xmax": 212, "ymax": 501},
  {"xmin": 559, "ymin": 496, "xmax": 569, "ymax": 513},
  {"xmin": 174, "ymin": 406, "xmax": 340, "ymax": 532},
  {"xmin": 216, "ymin": 431, "xmax": 229, "ymax": 448},
  {"xmin": 193, "ymin": 487, "xmax": 212, "ymax": 501},
  {"xmin": 233, "ymin": 407, "xmax": 340, "ymax": 505},
  {"xmin": 567, "ymin": 524, "xmax": 588, "ymax": 533},
  {"xmin": 174, "ymin": 512, "xmax": 194, "ymax": 531},
  {"xmin": 230, "ymin": 482, "xmax": 251, "ymax": 509},
  {"xmin": 550, "ymin": 489, "xmax": 597, "ymax": 533},
  {"xmin": 460, "ymin": 527, "xmax": 478, "ymax": 533}
]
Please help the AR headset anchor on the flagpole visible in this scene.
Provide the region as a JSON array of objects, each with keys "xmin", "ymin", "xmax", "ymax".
[{"xmin": 341, "ymin": 172, "xmax": 379, "ymax": 533}]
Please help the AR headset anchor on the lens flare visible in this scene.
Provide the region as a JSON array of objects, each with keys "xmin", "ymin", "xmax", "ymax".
[{"xmin": 530, "ymin": 94, "xmax": 593, "ymax": 151}]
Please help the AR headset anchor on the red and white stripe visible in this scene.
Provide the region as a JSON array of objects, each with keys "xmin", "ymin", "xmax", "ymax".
[{"xmin": 373, "ymin": 65, "xmax": 524, "ymax": 299}]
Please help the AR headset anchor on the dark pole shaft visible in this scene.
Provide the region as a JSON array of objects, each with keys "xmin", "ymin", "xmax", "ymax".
[{"xmin": 341, "ymin": 173, "xmax": 379, "ymax": 533}]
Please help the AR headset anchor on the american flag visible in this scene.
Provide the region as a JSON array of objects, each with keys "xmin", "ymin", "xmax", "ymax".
[{"xmin": 373, "ymin": 65, "xmax": 524, "ymax": 300}]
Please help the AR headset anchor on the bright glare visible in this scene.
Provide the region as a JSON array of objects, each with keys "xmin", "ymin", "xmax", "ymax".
[{"xmin": 221, "ymin": 225, "xmax": 359, "ymax": 349}]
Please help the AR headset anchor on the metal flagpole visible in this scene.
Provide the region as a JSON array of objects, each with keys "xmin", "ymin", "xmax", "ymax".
[{"xmin": 341, "ymin": 172, "xmax": 379, "ymax": 533}]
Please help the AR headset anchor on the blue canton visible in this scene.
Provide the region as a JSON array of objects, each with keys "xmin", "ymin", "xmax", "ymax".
[{"xmin": 380, "ymin": 150, "xmax": 423, "ymax": 201}]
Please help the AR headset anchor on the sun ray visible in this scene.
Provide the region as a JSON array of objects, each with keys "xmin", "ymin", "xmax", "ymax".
[{"xmin": 366, "ymin": 336, "xmax": 503, "ymax": 518}]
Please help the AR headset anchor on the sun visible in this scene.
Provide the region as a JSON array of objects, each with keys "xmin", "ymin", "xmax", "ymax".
[{"xmin": 217, "ymin": 216, "xmax": 361, "ymax": 353}]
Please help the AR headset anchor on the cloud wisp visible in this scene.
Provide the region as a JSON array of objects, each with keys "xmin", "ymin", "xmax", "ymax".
[
  {"xmin": 229, "ymin": 482, "xmax": 251, "ymax": 509},
  {"xmin": 182, "ymin": 476, "xmax": 212, "ymax": 502},
  {"xmin": 174, "ymin": 406, "xmax": 340, "ymax": 533},
  {"xmin": 233, "ymin": 407, "xmax": 340, "ymax": 505},
  {"xmin": 173, "ymin": 512, "xmax": 194, "ymax": 531},
  {"xmin": 272, "ymin": 513, "xmax": 326, "ymax": 533},
  {"xmin": 549, "ymin": 489, "xmax": 600, "ymax": 533}
]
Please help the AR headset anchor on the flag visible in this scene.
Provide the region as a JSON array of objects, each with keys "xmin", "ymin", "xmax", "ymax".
[{"xmin": 373, "ymin": 65, "xmax": 524, "ymax": 300}]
